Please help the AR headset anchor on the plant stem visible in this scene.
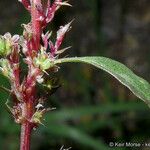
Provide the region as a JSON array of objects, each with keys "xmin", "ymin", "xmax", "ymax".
[
  {"xmin": 20, "ymin": 122, "xmax": 32, "ymax": 150},
  {"xmin": 31, "ymin": 0, "xmax": 41, "ymax": 51},
  {"xmin": 20, "ymin": 101, "xmax": 33, "ymax": 150},
  {"xmin": 20, "ymin": 91, "xmax": 35, "ymax": 150},
  {"xmin": 20, "ymin": 1, "xmax": 42, "ymax": 149}
]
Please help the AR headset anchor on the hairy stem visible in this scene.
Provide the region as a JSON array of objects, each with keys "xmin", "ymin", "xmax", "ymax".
[
  {"xmin": 20, "ymin": 1, "xmax": 42, "ymax": 150},
  {"xmin": 31, "ymin": 0, "xmax": 41, "ymax": 51},
  {"xmin": 20, "ymin": 122, "xmax": 32, "ymax": 150},
  {"xmin": 20, "ymin": 102, "xmax": 33, "ymax": 150}
]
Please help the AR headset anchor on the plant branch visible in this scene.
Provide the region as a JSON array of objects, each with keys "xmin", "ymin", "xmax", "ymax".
[
  {"xmin": 31, "ymin": 0, "xmax": 41, "ymax": 51},
  {"xmin": 20, "ymin": 0, "xmax": 42, "ymax": 149},
  {"xmin": 20, "ymin": 121, "xmax": 32, "ymax": 150}
]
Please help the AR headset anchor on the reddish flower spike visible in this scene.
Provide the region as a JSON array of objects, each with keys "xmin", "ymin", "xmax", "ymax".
[
  {"xmin": 18, "ymin": 0, "xmax": 31, "ymax": 11},
  {"xmin": 54, "ymin": 21, "xmax": 72, "ymax": 54}
]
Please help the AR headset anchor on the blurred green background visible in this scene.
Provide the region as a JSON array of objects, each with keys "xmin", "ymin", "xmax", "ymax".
[{"xmin": 0, "ymin": 0, "xmax": 150, "ymax": 150}]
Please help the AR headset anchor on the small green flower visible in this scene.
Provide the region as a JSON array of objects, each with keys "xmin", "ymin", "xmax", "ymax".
[
  {"xmin": 0, "ymin": 38, "xmax": 6, "ymax": 55},
  {"xmin": 34, "ymin": 48, "xmax": 54, "ymax": 71},
  {"xmin": 0, "ymin": 37, "xmax": 11, "ymax": 56},
  {"xmin": 41, "ymin": 59, "xmax": 52, "ymax": 70},
  {"xmin": 0, "ymin": 59, "xmax": 13, "ymax": 78},
  {"xmin": 0, "ymin": 33, "xmax": 19, "ymax": 57},
  {"xmin": 31, "ymin": 111, "xmax": 43, "ymax": 124}
]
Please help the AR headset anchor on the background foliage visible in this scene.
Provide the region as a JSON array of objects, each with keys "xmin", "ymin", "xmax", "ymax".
[{"xmin": 0, "ymin": 0, "xmax": 150, "ymax": 150}]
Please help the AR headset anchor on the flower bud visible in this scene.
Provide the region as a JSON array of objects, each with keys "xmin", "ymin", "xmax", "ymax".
[
  {"xmin": 34, "ymin": 57, "xmax": 52, "ymax": 70},
  {"xmin": 0, "ymin": 37, "xmax": 11, "ymax": 56},
  {"xmin": 0, "ymin": 59, "xmax": 13, "ymax": 78},
  {"xmin": 31, "ymin": 111, "xmax": 43, "ymax": 124},
  {"xmin": 0, "ymin": 33, "xmax": 20, "ymax": 57},
  {"xmin": 34, "ymin": 48, "xmax": 53, "ymax": 71}
]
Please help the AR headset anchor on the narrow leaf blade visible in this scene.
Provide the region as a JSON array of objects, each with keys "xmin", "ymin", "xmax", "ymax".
[{"xmin": 54, "ymin": 57, "xmax": 150, "ymax": 105}]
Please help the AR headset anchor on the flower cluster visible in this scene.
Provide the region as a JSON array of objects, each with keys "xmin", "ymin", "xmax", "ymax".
[
  {"xmin": 0, "ymin": 0, "xmax": 72, "ymax": 127},
  {"xmin": 0, "ymin": 33, "xmax": 21, "ymax": 100},
  {"xmin": 19, "ymin": 0, "xmax": 71, "ymax": 28}
]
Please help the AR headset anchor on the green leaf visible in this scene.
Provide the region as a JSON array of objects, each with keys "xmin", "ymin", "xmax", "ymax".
[{"xmin": 54, "ymin": 57, "xmax": 150, "ymax": 106}]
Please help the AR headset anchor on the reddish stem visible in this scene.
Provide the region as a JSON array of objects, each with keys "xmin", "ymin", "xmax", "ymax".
[
  {"xmin": 20, "ymin": 0, "xmax": 42, "ymax": 150},
  {"xmin": 20, "ymin": 122, "xmax": 32, "ymax": 150},
  {"xmin": 20, "ymin": 101, "xmax": 34, "ymax": 150},
  {"xmin": 31, "ymin": 0, "xmax": 41, "ymax": 51}
]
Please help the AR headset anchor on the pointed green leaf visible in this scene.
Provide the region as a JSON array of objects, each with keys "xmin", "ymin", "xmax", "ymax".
[{"xmin": 54, "ymin": 57, "xmax": 150, "ymax": 106}]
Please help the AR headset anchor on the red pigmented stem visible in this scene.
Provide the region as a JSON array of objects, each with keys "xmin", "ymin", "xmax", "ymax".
[
  {"xmin": 31, "ymin": 0, "xmax": 41, "ymax": 51},
  {"xmin": 20, "ymin": 102, "xmax": 34, "ymax": 150},
  {"xmin": 20, "ymin": 123, "xmax": 31, "ymax": 150},
  {"xmin": 18, "ymin": 0, "xmax": 71, "ymax": 149},
  {"xmin": 20, "ymin": 1, "xmax": 42, "ymax": 150}
]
